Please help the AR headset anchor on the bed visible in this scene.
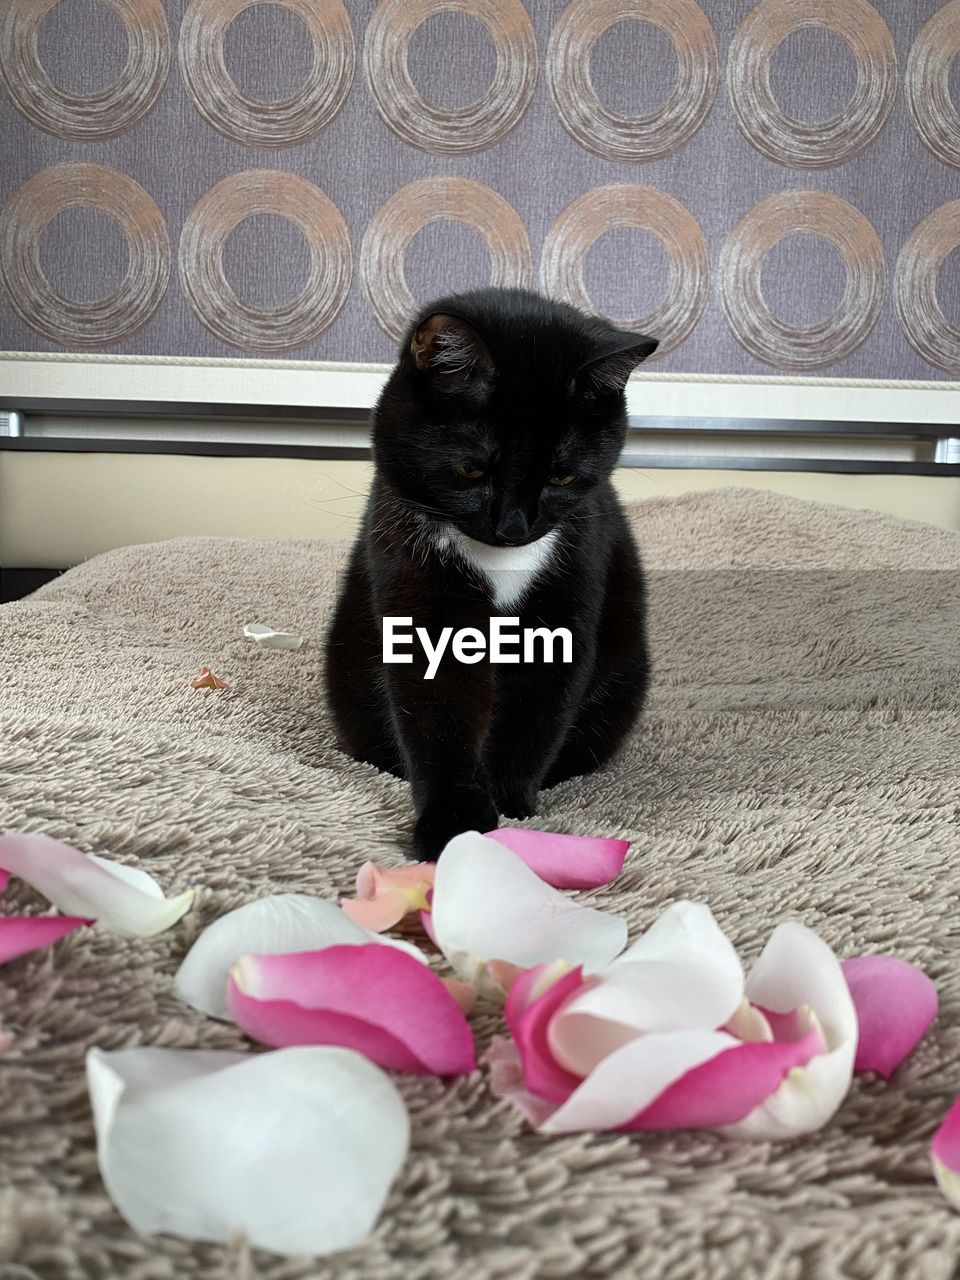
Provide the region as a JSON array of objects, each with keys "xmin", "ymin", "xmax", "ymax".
[{"xmin": 1, "ymin": 486, "xmax": 959, "ymax": 1279}]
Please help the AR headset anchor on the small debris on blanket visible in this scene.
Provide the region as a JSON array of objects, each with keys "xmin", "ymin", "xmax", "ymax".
[
  {"xmin": 243, "ymin": 623, "xmax": 305, "ymax": 651},
  {"xmin": 191, "ymin": 665, "xmax": 230, "ymax": 690}
]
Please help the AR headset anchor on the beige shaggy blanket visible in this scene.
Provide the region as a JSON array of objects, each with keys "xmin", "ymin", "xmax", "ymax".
[{"xmin": 1, "ymin": 488, "xmax": 959, "ymax": 1280}]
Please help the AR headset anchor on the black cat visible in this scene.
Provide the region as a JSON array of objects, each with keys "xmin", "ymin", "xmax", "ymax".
[{"xmin": 325, "ymin": 287, "xmax": 657, "ymax": 859}]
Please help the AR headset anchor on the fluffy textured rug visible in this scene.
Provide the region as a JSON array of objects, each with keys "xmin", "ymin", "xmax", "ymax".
[{"xmin": 1, "ymin": 487, "xmax": 960, "ymax": 1280}]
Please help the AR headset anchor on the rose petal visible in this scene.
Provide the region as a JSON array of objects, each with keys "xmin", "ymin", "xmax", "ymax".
[
  {"xmin": 191, "ymin": 665, "xmax": 229, "ymax": 689},
  {"xmin": 86, "ymin": 1044, "xmax": 408, "ymax": 1254},
  {"xmin": 842, "ymin": 955, "xmax": 938, "ymax": 1078},
  {"xmin": 721, "ymin": 922, "xmax": 857, "ymax": 1140},
  {"xmin": 175, "ymin": 893, "xmax": 428, "ymax": 1020},
  {"xmin": 725, "ymin": 999, "xmax": 774, "ymax": 1043},
  {"xmin": 537, "ymin": 1030, "xmax": 741, "ymax": 1134},
  {"xmin": 340, "ymin": 862, "xmax": 435, "ymax": 932},
  {"xmin": 484, "ymin": 829, "xmax": 629, "ymax": 890},
  {"xmin": 505, "ymin": 962, "xmax": 587, "ymax": 1104},
  {"xmin": 0, "ymin": 833, "xmax": 193, "ymax": 938},
  {"xmin": 228, "ymin": 945, "xmax": 476, "ymax": 1075},
  {"xmin": 547, "ymin": 902, "xmax": 745, "ymax": 1077},
  {"xmin": 485, "ymin": 1035, "xmax": 558, "ymax": 1129},
  {"xmin": 441, "ymin": 978, "xmax": 478, "ymax": 1015},
  {"xmin": 431, "ymin": 831, "xmax": 627, "ymax": 984},
  {"xmin": 243, "ymin": 623, "xmax": 304, "ymax": 651},
  {"xmin": 419, "ymin": 906, "xmax": 438, "ymax": 945},
  {"xmin": 0, "ymin": 914, "xmax": 93, "ymax": 964},
  {"xmin": 931, "ymin": 1096, "xmax": 960, "ymax": 1211},
  {"xmin": 0, "ymin": 869, "xmax": 9, "ymax": 892},
  {"xmin": 339, "ymin": 893, "xmax": 410, "ymax": 933},
  {"xmin": 486, "ymin": 959, "xmax": 525, "ymax": 996},
  {"xmin": 626, "ymin": 1011, "xmax": 825, "ymax": 1130}
]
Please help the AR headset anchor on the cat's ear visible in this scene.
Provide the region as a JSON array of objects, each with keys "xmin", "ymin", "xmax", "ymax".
[
  {"xmin": 409, "ymin": 313, "xmax": 494, "ymax": 392},
  {"xmin": 576, "ymin": 331, "xmax": 659, "ymax": 395}
]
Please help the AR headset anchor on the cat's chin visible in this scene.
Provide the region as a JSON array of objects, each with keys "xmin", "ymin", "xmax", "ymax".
[{"xmin": 443, "ymin": 526, "xmax": 553, "ymax": 552}]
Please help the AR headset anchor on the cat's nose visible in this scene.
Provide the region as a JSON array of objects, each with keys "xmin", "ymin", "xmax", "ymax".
[{"xmin": 494, "ymin": 509, "xmax": 530, "ymax": 545}]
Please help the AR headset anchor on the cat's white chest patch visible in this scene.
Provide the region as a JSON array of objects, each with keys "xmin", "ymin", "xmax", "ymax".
[{"xmin": 435, "ymin": 527, "xmax": 559, "ymax": 610}]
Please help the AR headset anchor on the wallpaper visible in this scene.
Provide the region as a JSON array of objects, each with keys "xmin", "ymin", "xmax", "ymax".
[{"xmin": 1, "ymin": 0, "xmax": 959, "ymax": 378}]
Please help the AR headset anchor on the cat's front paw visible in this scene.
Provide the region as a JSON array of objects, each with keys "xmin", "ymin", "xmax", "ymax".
[
  {"xmin": 413, "ymin": 784, "xmax": 500, "ymax": 860},
  {"xmin": 492, "ymin": 779, "xmax": 539, "ymax": 821}
]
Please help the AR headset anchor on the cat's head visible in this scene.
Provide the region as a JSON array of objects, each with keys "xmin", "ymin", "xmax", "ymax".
[{"xmin": 372, "ymin": 287, "xmax": 657, "ymax": 547}]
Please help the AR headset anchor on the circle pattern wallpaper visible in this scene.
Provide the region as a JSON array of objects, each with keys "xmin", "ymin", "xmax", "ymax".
[{"xmin": 1, "ymin": 0, "xmax": 958, "ymax": 375}]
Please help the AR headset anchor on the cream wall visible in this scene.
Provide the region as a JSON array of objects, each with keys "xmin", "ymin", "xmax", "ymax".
[{"xmin": 1, "ymin": 450, "xmax": 957, "ymax": 569}]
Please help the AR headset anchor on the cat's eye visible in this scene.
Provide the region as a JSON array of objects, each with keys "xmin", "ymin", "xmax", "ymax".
[
  {"xmin": 548, "ymin": 473, "xmax": 576, "ymax": 487},
  {"xmin": 454, "ymin": 463, "xmax": 486, "ymax": 480}
]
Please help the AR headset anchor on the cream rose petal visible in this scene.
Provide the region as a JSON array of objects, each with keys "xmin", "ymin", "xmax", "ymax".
[
  {"xmin": 0, "ymin": 833, "xmax": 193, "ymax": 938},
  {"xmin": 548, "ymin": 902, "xmax": 745, "ymax": 1076},
  {"xmin": 243, "ymin": 623, "xmax": 304, "ymax": 650},
  {"xmin": 431, "ymin": 831, "xmax": 627, "ymax": 985},
  {"xmin": 721, "ymin": 922, "xmax": 857, "ymax": 1140},
  {"xmin": 86, "ymin": 1045, "xmax": 409, "ymax": 1255}
]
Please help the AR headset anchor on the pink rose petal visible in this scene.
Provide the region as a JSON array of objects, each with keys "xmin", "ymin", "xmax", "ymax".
[
  {"xmin": 487, "ymin": 959, "xmax": 525, "ymax": 995},
  {"xmin": 932, "ymin": 1096, "xmax": 960, "ymax": 1210},
  {"xmin": 501, "ymin": 961, "xmax": 825, "ymax": 1134},
  {"xmin": 0, "ymin": 914, "xmax": 92, "ymax": 964},
  {"xmin": 485, "ymin": 829, "xmax": 629, "ymax": 890},
  {"xmin": 626, "ymin": 1018, "xmax": 825, "ymax": 1130},
  {"xmin": 0, "ymin": 869, "xmax": 9, "ymax": 892},
  {"xmin": 442, "ymin": 978, "xmax": 478, "ymax": 1015},
  {"xmin": 506, "ymin": 962, "xmax": 588, "ymax": 1105},
  {"xmin": 228, "ymin": 943, "xmax": 475, "ymax": 1076},
  {"xmin": 537, "ymin": 1029, "xmax": 739, "ymax": 1133},
  {"xmin": 842, "ymin": 955, "xmax": 938, "ymax": 1078},
  {"xmin": 419, "ymin": 907, "xmax": 437, "ymax": 945},
  {"xmin": 485, "ymin": 1035, "xmax": 558, "ymax": 1129},
  {"xmin": 340, "ymin": 862, "xmax": 435, "ymax": 933}
]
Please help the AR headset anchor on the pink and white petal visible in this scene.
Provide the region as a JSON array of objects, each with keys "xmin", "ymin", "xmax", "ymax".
[
  {"xmin": 86, "ymin": 1045, "xmax": 409, "ymax": 1255},
  {"xmin": 505, "ymin": 963, "xmax": 588, "ymax": 1104},
  {"xmin": 431, "ymin": 832, "xmax": 627, "ymax": 985},
  {"xmin": 175, "ymin": 894, "xmax": 428, "ymax": 1020},
  {"xmin": 931, "ymin": 1097, "xmax": 960, "ymax": 1211},
  {"xmin": 547, "ymin": 902, "xmax": 745, "ymax": 1076},
  {"xmin": 228, "ymin": 995, "xmax": 429, "ymax": 1073},
  {"xmin": 842, "ymin": 955, "xmax": 938, "ymax": 1078},
  {"xmin": 0, "ymin": 914, "xmax": 93, "ymax": 964},
  {"xmin": 722, "ymin": 1041, "xmax": 856, "ymax": 1141},
  {"xmin": 744, "ymin": 923, "xmax": 857, "ymax": 1055},
  {"xmin": 721, "ymin": 923, "xmax": 858, "ymax": 1139},
  {"xmin": 484, "ymin": 829, "xmax": 629, "ymax": 890},
  {"xmin": 538, "ymin": 1029, "xmax": 740, "ymax": 1134},
  {"xmin": 486, "ymin": 1035, "xmax": 559, "ymax": 1129},
  {"xmin": 550, "ymin": 959, "xmax": 742, "ymax": 1078},
  {"xmin": 0, "ymin": 834, "xmax": 193, "ymax": 938},
  {"xmin": 228, "ymin": 945, "xmax": 475, "ymax": 1075},
  {"xmin": 628, "ymin": 1017, "xmax": 825, "ymax": 1131}
]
